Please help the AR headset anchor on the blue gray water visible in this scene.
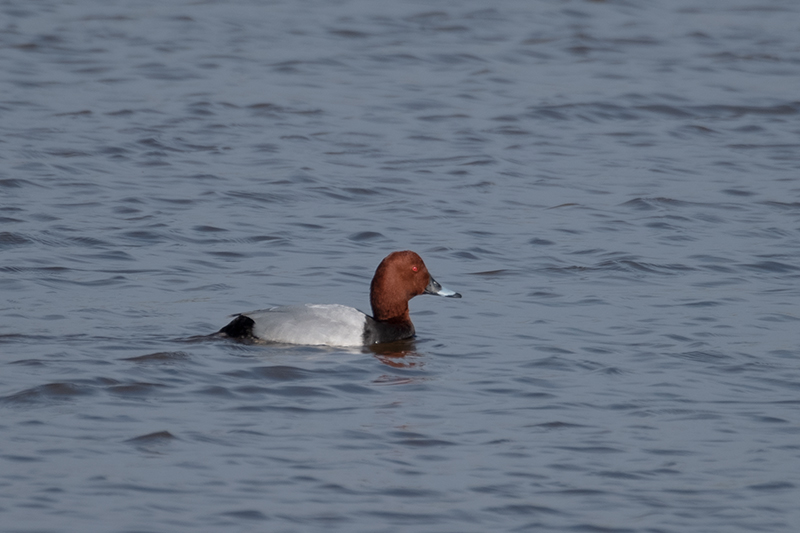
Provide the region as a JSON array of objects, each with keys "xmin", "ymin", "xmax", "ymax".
[{"xmin": 2, "ymin": 0, "xmax": 800, "ymax": 531}]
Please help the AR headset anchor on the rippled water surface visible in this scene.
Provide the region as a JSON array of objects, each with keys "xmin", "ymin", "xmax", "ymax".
[{"xmin": 2, "ymin": 0, "xmax": 800, "ymax": 531}]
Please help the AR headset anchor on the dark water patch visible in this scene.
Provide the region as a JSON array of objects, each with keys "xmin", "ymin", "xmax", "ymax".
[
  {"xmin": 592, "ymin": 470, "xmax": 645, "ymax": 480},
  {"xmin": 468, "ymin": 269, "xmax": 519, "ymax": 278},
  {"xmin": 527, "ymin": 101, "xmax": 800, "ymax": 123},
  {"xmin": 727, "ymin": 143, "xmax": 800, "ymax": 154},
  {"xmin": 119, "ymin": 230, "xmax": 166, "ymax": 243},
  {"xmin": 68, "ymin": 236, "xmax": 110, "ymax": 247},
  {"xmin": 556, "ymin": 446, "xmax": 624, "ymax": 454},
  {"xmin": 107, "ymin": 382, "xmax": 167, "ymax": 397},
  {"xmin": 362, "ymin": 509, "xmax": 445, "ymax": 525},
  {"xmin": 206, "ymin": 251, "xmax": 247, "ymax": 259},
  {"xmin": 569, "ymin": 524, "xmax": 638, "ymax": 533},
  {"xmin": 692, "ymin": 102, "xmax": 800, "ymax": 118},
  {"xmin": 153, "ymin": 197, "xmax": 196, "ymax": 206},
  {"xmin": 329, "ymin": 28, "xmax": 371, "ymax": 39},
  {"xmin": 136, "ymin": 137, "xmax": 186, "ymax": 153},
  {"xmin": 122, "ymin": 351, "xmax": 190, "ymax": 363},
  {"xmin": 470, "ymin": 483, "xmax": 522, "ymax": 497},
  {"xmin": 0, "ymin": 454, "xmax": 43, "ymax": 463},
  {"xmin": 0, "ymin": 178, "xmax": 39, "ymax": 188},
  {"xmin": 196, "ymin": 386, "xmax": 235, "ymax": 398},
  {"xmin": 348, "ymin": 231, "xmax": 387, "ymax": 242},
  {"xmin": 193, "ymin": 225, "xmax": 227, "ymax": 233},
  {"xmin": 45, "ymin": 148, "xmax": 93, "ymax": 158},
  {"xmin": 690, "ymin": 254, "xmax": 733, "ymax": 264},
  {"xmin": 752, "ymin": 415, "xmax": 789, "ymax": 424},
  {"xmin": 229, "ymin": 404, "xmax": 353, "ymax": 414},
  {"xmin": 770, "ymin": 351, "xmax": 800, "ymax": 360},
  {"xmin": 317, "ymin": 482, "xmax": 360, "ymax": 496},
  {"xmin": 527, "ymin": 102, "xmax": 638, "ymax": 121},
  {"xmin": 232, "ymin": 379, "xmax": 341, "ymax": 399},
  {"xmin": 753, "ymin": 376, "xmax": 800, "ymax": 392},
  {"xmin": 381, "ymin": 154, "xmax": 483, "ymax": 171},
  {"xmin": 224, "ymin": 365, "xmax": 316, "ymax": 381},
  {"xmin": 220, "ymin": 509, "xmax": 270, "ymax": 521},
  {"xmin": 761, "ymin": 200, "xmax": 800, "ymax": 211},
  {"xmin": 641, "ymin": 219, "xmax": 677, "ymax": 232},
  {"xmin": 1, "ymin": 334, "xmax": 66, "ymax": 346},
  {"xmin": 487, "ymin": 503, "xmax": 561, "ymax": 517},
  {"xmin": 681, "ymin": 300, "xmax": 725, "ymax": 307},
  {"xmin": 663, "ymin": 333, "xmax": 692, "ymax": 342},
  {"xmin": 694, "ymin": 267, "xmax": 738, "ymax": 277},
  {"xmin": 524, "ymin": 289, "xmax": 569, "ymax": 303},
  {"xmin": 488, "ymin": 126, "xmax": 531, "ymax": 136},
  {"xmin": 43, "ymin": 274, "xmax": 130, "ymax": 287},
  {"xmin": 242, "ymin": 234, "xmax": 287, "ymax": 244},
  {"xmin": 0, "ymin": 382, "xmax": 93, "ymax": 405},
  {"xmin": 378, "ymin": 487, "xmax": 441, "ymax": 498},
  {"xmin": 341, "ymin": 187, "xmax": 382, "ymax": 197},
  {"xmin": 418, "ymin": 113, "xmax": 470, "ymax": 123},
  {"xmin": 97, "ymin": 145, "xmax": 132, "ymax": 157},
  {"xmin": 224, "ymin": 190, "xmax": 293, "ymax": 205},
  {"xmin": 593, "ymin": 259, "xmax": 694, "ymax": 275},
  {"xmin": 621, "ymin": 197, "xmax": 739, "ymax": 213},
  {"xmin": 758, "ymin": 313, "xmax": 800, "ymax": 323},
  {"xmin": 260, "ymin": 385, "xmax": 332, "ymax": 398},
  {"xmin": 185, "ymin": 283, "xmax": 233, "ymax": 294},
  {"xmin": 97, "ymin": 482, "xmax": 186, "ymax": 494},
  {"xmin": 253, "ymin": 143, "xmax": 280, "ymax": 153},
  {"xmin": 530, "ymin": 421, "xmax": 586, "ymax": 430},
  {"xmin": 740, "ymin": 261, "xmax": 800, "ymax": 274},
  {"xmin": 449, "ymin": 250, "xmax": 489, "ymax": 262},
  {"xmin": 390, "ymin": 431, "xmax": 456, "ymax": 447},
  {"xmin": 671, "ymin": 350, "xmax": 732, "ymax": 362},
  {"xmin": 125, "ymin": 430, "xmax": 177, "ymax": 445},
  {"xmin": 233, "ymin": 385, "xmax": 271, "ymax": 396},
  {"xmin": 0, "ymin": 232, "xmax": 32, "ymax": 247},
  {"xmin": 673, "ymin": 124, "xmax": 719, "ymax": 137},
  {"xmin": 174, "ymin": 139, "xmax": 220, "ymax": 152},
  {"xmin": 748, "ymin": 481, "xmax": 795, "ymax": 491},
  {"xmin": 394, "ymin": 437, "xmax": 456, "ymax": 447},
  {"xmin": 639, "ymin": 104, "xmax": 695, "ymax": 118},
  {"xmin": 247, "ymin": 102, "xmax": 322, "ymax": 116},
  {"xmin": 644, "ymin": 448, "xmax": 695, "ymax": 457},
  {"xmin": 229, "ymin": 429, "xmax": 268, "ymax": 439},
  {"xmin": 8, "ymin": 358, "xmax": 47, "ymax": 365},
  {"xmin": 522, "ymin": 356, "xmax": 577, "ymax": 371},
  {"xmin": 721, "ymin": 362, "xmax": 776, "ymax": 374},
  {"xmin": 722, "ymin": 188, "xmax": 755, "ymax": 197},
  {"xmin": 330, "ymin": 383, "xmax": 376, "ymax": 395}
]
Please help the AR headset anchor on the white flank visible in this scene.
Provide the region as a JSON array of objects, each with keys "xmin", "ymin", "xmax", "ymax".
[{"xmin": 245, "ymin": 304, "xmax": 367, "ymax": 346}]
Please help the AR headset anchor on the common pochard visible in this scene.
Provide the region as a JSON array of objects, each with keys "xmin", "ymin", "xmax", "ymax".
[{"xmin": 217, "ymin": 251, "xmax": 461, "ymax": 346}]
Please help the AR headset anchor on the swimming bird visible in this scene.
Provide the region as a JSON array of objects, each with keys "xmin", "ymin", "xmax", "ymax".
[{"xmin": 218, "ymin": 251, "xmax": 461, "ymax": 346}]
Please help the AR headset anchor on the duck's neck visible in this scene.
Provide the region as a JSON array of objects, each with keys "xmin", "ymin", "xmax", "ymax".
[
  {"xmin": 370, "ymin": 271, "xmax": 412, "ymax": 322},
  {"xmin": 370, "ymin": 292, "xmax": 410, "ymax": 323}
]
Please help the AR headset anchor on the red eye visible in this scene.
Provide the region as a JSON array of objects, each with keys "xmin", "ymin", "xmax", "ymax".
[{"xmin": 412, "ymin": 266, "xmax": 418, "ymax": 272}]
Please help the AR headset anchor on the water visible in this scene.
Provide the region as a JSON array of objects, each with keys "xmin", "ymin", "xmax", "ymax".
[{"xmin": 2, "ymin": 0, "xmax": 800, "ymax": 531}]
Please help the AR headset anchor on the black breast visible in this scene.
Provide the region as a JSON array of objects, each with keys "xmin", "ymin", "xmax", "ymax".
[{"xmin": 362, "ymin": 316, "xmax": 415, "ymax": 345}]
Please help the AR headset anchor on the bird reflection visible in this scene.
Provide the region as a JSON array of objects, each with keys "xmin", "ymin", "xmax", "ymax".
[{"xmin": 368, "ymin": 338, "xmax": 424, "ymax": 369}]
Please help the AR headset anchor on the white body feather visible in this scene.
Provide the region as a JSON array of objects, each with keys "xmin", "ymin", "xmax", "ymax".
[{"xmin": 244, "ymin": 304, "xmax": 367, "ymax": 346}]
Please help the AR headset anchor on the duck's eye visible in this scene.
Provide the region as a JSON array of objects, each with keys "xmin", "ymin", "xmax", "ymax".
[{"xmin": 411, "ymin": 266, "xmax": 418, "ymax": 272}]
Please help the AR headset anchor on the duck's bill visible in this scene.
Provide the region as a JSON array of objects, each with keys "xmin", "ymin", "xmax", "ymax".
[{"xmin": 425, "ymin": 276, "xmax": 462, "ymax": 298}]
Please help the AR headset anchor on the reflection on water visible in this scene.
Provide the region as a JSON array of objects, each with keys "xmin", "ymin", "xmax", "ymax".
[{"xmin": 369, "ymin": 339, "xmax": 426, "ymax": 372}]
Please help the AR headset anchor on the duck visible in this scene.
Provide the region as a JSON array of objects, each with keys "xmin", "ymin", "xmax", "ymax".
[{"xmin": 217, "ymin": 250, "xmax": 461, "ymax": 346}]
